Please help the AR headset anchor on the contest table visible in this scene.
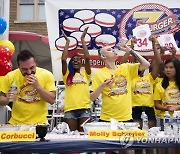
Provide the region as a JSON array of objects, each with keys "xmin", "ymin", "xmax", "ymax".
[{"xmin": 0, "ymin": 133, "xmax": 180, "ymax": 153}]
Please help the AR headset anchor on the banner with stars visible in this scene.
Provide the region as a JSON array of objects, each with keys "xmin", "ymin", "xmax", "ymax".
[{"xmin": 45, "ymin": 0, "xmax": 180, "ymax": 81}]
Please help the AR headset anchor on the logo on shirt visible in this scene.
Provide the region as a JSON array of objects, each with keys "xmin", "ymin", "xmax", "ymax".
[
  {"xmin": 108, "ymin": 75, "xmax": 127, "ymax": 96},
  {"xmin": 164, "ymin": 86, "xmax": 180, "ymax": 105},
  {"xmin": 72, "ymin": 73, "xmax": 86, "ymax": 84},
  {"xmin": 19, "ymin": 84, "xmax": 40, "ymax": 103},
  {"xmin": 134, "ymin": 79, "xmax": 151, "ymax": 94}
]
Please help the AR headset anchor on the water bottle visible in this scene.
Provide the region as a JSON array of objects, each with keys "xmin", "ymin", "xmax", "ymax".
[
  {"xmin": 9, "ymin": 81, "xmax": 18, "ymax": 103},
  {"xmin": 141, "ymin": 111, "xmax": 149, "ymax": 130},
  {"xmin": 163, "ymin": 111, "xmax": 171, "ymax": 135},
  {"xmin": 172, "ymin": 111, "xmax": 178, "ymax": 137}
]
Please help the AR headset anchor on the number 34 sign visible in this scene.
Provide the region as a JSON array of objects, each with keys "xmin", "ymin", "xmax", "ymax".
[{"xmin": 133, "ymin": 24, "xmax": 153, "ymax": 51}]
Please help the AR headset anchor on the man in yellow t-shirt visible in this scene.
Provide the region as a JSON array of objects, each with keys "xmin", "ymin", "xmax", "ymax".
[
  {"xmin": 90, "ymin": 44, "xmax": 150, "ymax": 122},
  {"xmin": 0, "ymin": 50, "xmax": 56, "ymax": 124}
]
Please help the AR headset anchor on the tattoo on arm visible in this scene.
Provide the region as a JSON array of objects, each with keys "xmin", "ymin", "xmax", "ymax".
[{"xmin": 130, "ymin": 50, "xmax": 141, "ymax": 62}]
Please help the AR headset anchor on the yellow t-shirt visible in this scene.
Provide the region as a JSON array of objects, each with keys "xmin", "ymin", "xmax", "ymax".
[
  {"xmin": 132, "ymin": 73, "xmax": 155, "ymax": 107},
  {"xmin": 154, "ymin": 81, "xmax": 180, "ymax": 118},
  {"xmin": 1, "ymin": 67, "xmax": 56, "ymax": 124},
  {"xmin": 63, "ymin": 70, "xmax": 91, "ymax": 112},
  {"xmin": 0, "ymin": 76, "xmax": 4, "ymax": 91},
  {"xmin": 91, "ymin": 63, "xmax": 139, "ymax": 121},
  {"xmin": 153, "ymin": 77, "xmax": 163, "ymax": 117},
  {"xmin": 154, "ymin": 77, "xmax": 163, "ymax": 86}
]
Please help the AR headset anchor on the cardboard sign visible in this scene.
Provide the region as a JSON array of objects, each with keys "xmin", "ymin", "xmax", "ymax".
[
  {"xmin": 0, "ymin": 131, "xmax": 36, "ymax": 142},
  {"xmin": 157, "ymin": 33, "xmax": 179, "ymax": 51},
  {"xmin": 133, "ymin": 24, "xmax": 152, "ymax": 51},
  {"xmin": 88, "ymin": 130, "xmax": 147, "ymax": 140}
]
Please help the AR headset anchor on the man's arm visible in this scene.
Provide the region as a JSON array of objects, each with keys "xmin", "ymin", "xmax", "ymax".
[
  {"xmin": 35, "ymin": 87, "xmax": 55, "ymax": 105},
  {"xmin": 119, "ymin": 44, "xmax": 150, "ymax": 71},
  {"xmin": 26, "ymin": 74, "xmax": 56, "ymax": 104},
  {"xmin": 0, "ymin": 84, "xmax": 56, "ymax": 105}
]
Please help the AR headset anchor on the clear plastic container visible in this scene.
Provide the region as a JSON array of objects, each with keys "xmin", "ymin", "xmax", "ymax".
[
  {"xmin": 164, "ymin": 111, "xmax": 171, "ymax": 135},
  {"xmin": 9, "ymin": 81, "xmax": 18, "ymax": 102},
  {"xmin": 141, "ymin": 111, "xmax": 149, "ymax": 130}
]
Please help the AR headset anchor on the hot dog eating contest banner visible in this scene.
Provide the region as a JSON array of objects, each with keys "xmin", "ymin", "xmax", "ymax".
[{"xmin": 45, "ymin": 0, "xmax": 180, "ymax": 81}]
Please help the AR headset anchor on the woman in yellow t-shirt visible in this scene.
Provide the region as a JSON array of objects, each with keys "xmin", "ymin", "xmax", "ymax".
[
  {"xmin": 154, "ymin": 57, "xmax": 180, "ymax": 127},
  {"xmin": 132, "ymin": 36, "xmax": 161, "ymax": 129},
  {"xmin": 154, "ymin": 57, "xmax": 180, "ymax": 154},
  {"xmin": 61, "ymin": 28, "xmax": 91, "ymax": 132},
  {"xmin": 154, "ymin": 46, "xmax": 177, "ymax": 118},
  {"xmin": 90, "ymin": 43, "xmax": 150, "ymax": 122}
]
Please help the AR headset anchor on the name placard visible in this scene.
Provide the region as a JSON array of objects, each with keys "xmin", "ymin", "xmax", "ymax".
[
  {"xmin": 88, "ymin": 130, "xmax": 147, "ymax": 140},
  {"xmin": 0, "ymin": 131, "xmax": 36, "ymax": 142}
]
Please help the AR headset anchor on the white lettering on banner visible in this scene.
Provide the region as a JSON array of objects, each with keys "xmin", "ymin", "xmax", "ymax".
[
  {"xmin": 81, "ymin": 59, "xmax": 122, "ymax": 68},
  {"xmin": 123, "ymin": 137, "xmax": 180, "ymax": 148},
  {"xmin": 81, "ymin": 59, "xmax": 105, "ymax": 67},
  {"xmin": 151, "ymin": 18, "xmax": 173, "ymax": 31}
]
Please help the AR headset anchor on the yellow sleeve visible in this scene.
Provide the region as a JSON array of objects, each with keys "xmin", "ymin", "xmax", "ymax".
[
  {"xmin": 128, "ymin": 63, "xmax": 140, "ymax": 79},
  {"xmin": 44, "ymin": 71, "xmax": 56, "ymax": 91},
  {"xmin": 62, "ymin": 69, "xmax": 69, "ymax": 85},
  {"xmin": 148, "ymin": 73, "xmax": 155, "ymax": 85},
  {"xmin": 1, "ymin": 72, "xmax": 12, "ymax": 93},
  {"xmin": 84, "ymin": 69, "xmax": 91, "ymax": 83},
  {"xmin": 154, "ymin": 82, "xmax": 163, "ymax": 101},
  {"xmin": 0, "ymin": 76, "xmax": 4, "ymax": 91},
  {"xmin": 90, "ymin": 71, "xmax": 101, "ymax": 92}
]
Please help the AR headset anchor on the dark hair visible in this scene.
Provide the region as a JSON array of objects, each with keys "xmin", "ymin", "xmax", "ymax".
[
  {"xmin": 66, "ymin": 55, "xmax": 80, "ymax": 86},
  {"xmin": 162, "ymin": 57, "xmax": 180, "ymax": 90},
  {"xmin": 97, "ymin": 48, "xmax": 102, "ymax": 56},
  {"xmin": 17, "ymin": 50, "xmax": 35, "ymax": 66}
]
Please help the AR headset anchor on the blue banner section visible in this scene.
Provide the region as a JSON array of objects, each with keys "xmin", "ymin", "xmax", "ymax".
[{"xmin": 57, "ymin": 6, "xmax": 180, "ymax": 50}]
